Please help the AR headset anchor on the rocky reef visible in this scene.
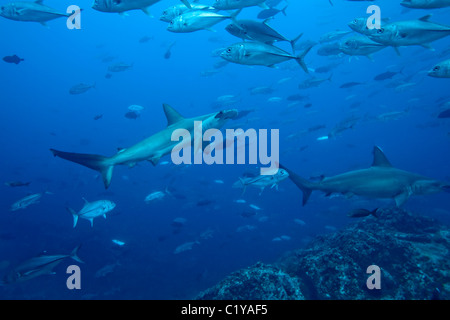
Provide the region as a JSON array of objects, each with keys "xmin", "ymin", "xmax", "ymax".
[{"xmin": 196, "ymin": 208, "xmax": 450, "ymax": 300}]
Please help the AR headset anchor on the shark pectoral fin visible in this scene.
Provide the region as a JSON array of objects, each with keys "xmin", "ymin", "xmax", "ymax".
[
  {"xmin": 101, "ymin": 166, "xmax": 114, "ymax": 189},
  {"xmin": 141, "ymin": 7, "xmax": 153, "ymax": 17},
  {"xmin": 394, "ymin": 192, "xmax": 409, "ymax": 207},
  {"xmin": 149, "ymin": 155, "xmax": 162, "ymax": 166}
]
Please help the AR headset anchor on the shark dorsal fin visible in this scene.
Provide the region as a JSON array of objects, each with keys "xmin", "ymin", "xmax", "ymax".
[
  {"xmin": 372, "ymin": 146, "xmax": 393, "ymax": 167},
  {"xmin": 163, "ymin": 104, "xmax": 184, "ymax": 126}
]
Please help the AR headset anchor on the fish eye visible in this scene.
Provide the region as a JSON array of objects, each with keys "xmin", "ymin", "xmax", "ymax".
[
  {"xmin": 353, "ymin": 19, "xmax": 357, "ymax": 24},
  {"xmin": 377, "ymin": 28, "xmax": 384, "ymax": 34},
  {"xmin": 434, "ymin": 66, "xmax": 441, "ymax": 71},
  {"xmin": 227, "ymin": 48, "xmax": 231, "ymax": 53}
]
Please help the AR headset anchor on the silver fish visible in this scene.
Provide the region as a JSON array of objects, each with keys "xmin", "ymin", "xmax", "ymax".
[
  {"xmin": 66, "ymin": 198, "xmax": 116, "ymax": 228},
  {"xmin": 3, "ymin": 246, "xmax": 83, "ymax": 284}
]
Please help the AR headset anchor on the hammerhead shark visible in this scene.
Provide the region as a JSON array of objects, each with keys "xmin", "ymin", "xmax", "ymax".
[
  {"xmin": 280, "ymin": 146, "xmax": 450, "ymax": 207},
  {"xmin": 50, "ymin": 104, "xmax": 237, "ymax": 189}
]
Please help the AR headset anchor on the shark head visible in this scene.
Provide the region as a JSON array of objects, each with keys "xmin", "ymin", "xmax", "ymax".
[
  {"xmin": 201, "ymin": 109, "xmax": 238, "ymax": 131},
  {"xmin": 412, "ymin": 180, "xmax": 449, "ymax": 196}
]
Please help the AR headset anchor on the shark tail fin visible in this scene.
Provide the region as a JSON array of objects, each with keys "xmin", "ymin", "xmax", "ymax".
[
  {"xmin": 50, "ymin": 149, "xmax": 114, "ymax": 189},
  {"xmin": 70, "ymin": 245, "xmax": 84, "ymax": 264},
  {"xmin": 295, "ymin": 45, "xmax": 313, "ymax": 74},
  {"xmin": 371, "ymin": 208, "xmax": 379, "ymax": 218},
  {"xmin": 279, "ymin": 163, "xmax": 315, "ymax": 206}
]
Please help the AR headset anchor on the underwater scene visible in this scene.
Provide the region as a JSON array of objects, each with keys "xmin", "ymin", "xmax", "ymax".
[{"xmin": 0, "ymin": 0, "xmax": 449, "ymax": 301}]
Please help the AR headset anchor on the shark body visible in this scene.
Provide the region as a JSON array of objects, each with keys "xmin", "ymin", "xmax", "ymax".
[
  {"xmin": 50, "ymin": 104, "xmax": 237, "ymax": 189},
  {"xmin": 281, "ymin": 146, "xmax": 450, "ymax": 207}
]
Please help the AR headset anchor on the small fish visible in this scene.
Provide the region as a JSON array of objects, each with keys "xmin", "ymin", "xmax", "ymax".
[
  {"xmin": 257, "ymin": 5, "xmax": 287, "ymax": 20},
  {"xmin": 128, "ymin": 105, "xmax": 144, "ymax": 113},
  {"xmin": 249, "ymin": 204, "xmax": 261, "ymax": 210},
  {"xmin": 4, "ymin": 181, "xmax": 31, "ymax": 187},
  {"xmin": 164, "ymin": 41, "xmax": 176, "ymax": 59},
  {"xmin": 112, "ymin": 239, "xmax": 125, "ymax": 246},
  {"xmin": 3, "ymin": 246, "xmax": 83, "ymax": 284},
  {"xmin": 144, "ymin": 190, "xmax": 166, "ymax": 202},
  {"xmin": 10, "ymin": 191, "xmax": 51, "ymax": 211},
  {"xmin": 93, "ymin": 114, "xmax": 103, "ymax": 120},
  {"xmin": 340, "ymin": 82, "xmax": 364, "ymax": 89},
  {"xmin": 234, "ymin": 199, "xmax": 246, "ymax": 204},
  {"xmin": 438, "ymin": 109, "xmax": 450, "ymax": 118},
  {"xmin": 374, "ymin": 70, "xmax": 401, "ymax": 81},
  {"xmin": 139, "ymin": 35, "xmax": 153, "ymax": 43},
  {"xmin": 2, "ymin": 55, "xmax": 24, "ymax": 64},
  {"xmin": 124, "ymin": 111, "xmax": 140, "ymax": 119},
  {"xmin": 108, "ymin": 62, "xmax": 133, "ymax": 72},
  {"xmin": 347, "ymin": 208, "xmax": 379, "ymax": 218},
  {"xmin": 174, "ymin": 241, "xmax": 200, "ymax": 254},
  {"xmin": 214, "ymin": 179, "xmax": 224, "ymax": 184},
  {"xmin": 69, "ymin": 83, "xmax": 95, "ymax": 95},
  {"xmin": 66, "ymin": 198, "xmax": 116, "ymax": 228}
]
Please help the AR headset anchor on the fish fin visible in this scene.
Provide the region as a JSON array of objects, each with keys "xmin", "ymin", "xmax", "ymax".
[
  {"xmin": 328, "ymin": 0, "xmax": 334, "ymax": 6},
  {"xmin": 366, "ymin": 54, "xmax": 374, "ymax": 62},
  {"xmin": 290, "ymin": 32, "xmax": 303, "ymax": 54},
  {"xmin": 394, "ymin": 192, "xmax": 409, "ymax": 207},
  {"xmin": 66, "ymin": 207, "xmax": 78, "ymax": 228},
  {"xmin": 418, "ymin": 14, "xmax": 432, "ymax": 22},
  {"xmin": 279, "ymin": 163, "xmax": 315, "ymax": 206},
  {"xmin": 230, "ymin": 9, "xmax": 241, "ymax": 22},
  {"xmin": 163, "ymin": 103, "xmax": 184, "ymax": 126},
  {"xmin": 371, "ymin": 146, "xmax": 393, "ymax": 167},
  {"xmin": 281, "ymin": 5, "xmax": 288, "ymax": 16},
  {"xmin": 119, "ymin": 12, "xmax": 129, "ymax": 17},
  {"xmin": 141, "ymin": 7, "xmax": 153, "ymax": 17},
  {"xmin": 295, "ymin": 45, "xmax": 313, "ymax": 74},
  {"xmin": 393, "ymin": 47, "xmax": 401, "ymax": 56},
  {"xmin": 371, "ymin": 208, "xmax": 379, "ymax": 218},
  {"xmin": 149, "ymin": 155, "xmax": 162, "ymax": 166},
  {"xmin": 50, "ymin": 149, "xmax": 114, "ymax": 189},
  {"xmin": 180, "ymin": 0, "xmax": 192, "ymax": 9},
  {"xmin": 35, "ymin": 0, "xmax": 43, "ymax": 3},
  {"xmin": 103, "ymin": 214, "xmax": 107, "ymax": 219},
  {"xmin": 39, "ymin": 22, "xmax": 49, "ymax": 28},
  {"xmin": 70, "ymin": 245, "xmax": 84, "ymax": 264},
  {"xmin": 82, "ymin": 197, "xmax": 89, "ymax": 204},
  {"xmin": 258, "ymin": 3, "xmax": 269, "ymax": 9},
  {"xmin": 89, "ymin": 219, "xmax": 94, "ymax": 227},
  {"xmin": 420, "ymin": 43, "xmax": 434, "ymax": 51}
]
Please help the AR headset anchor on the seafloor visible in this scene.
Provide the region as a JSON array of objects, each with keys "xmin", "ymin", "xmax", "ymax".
[{"xmin": 196, "ymin": 208, "xmax": 450, "ymax": 300}]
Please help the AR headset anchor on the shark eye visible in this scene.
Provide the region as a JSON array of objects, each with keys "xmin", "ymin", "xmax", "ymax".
[
  {"xmin": 215, "ymin": 111, "xmax": 224, "ymax": 119},
  {"xmin": 433, "ymin": 66, "xmax": 441, "ymax": 71},
  {"xmin": 377, "ymin": 28, "xmax": 384, "ymax": 34}
]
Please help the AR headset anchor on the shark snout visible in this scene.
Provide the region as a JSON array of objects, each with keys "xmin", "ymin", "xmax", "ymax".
[{"xmin": 215, "ymin": 109, "xmax": 238, "ymax": 120}]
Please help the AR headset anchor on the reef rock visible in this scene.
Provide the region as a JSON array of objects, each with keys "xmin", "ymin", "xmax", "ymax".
[{"xmin": 196, "ymin": 208, "xmax": 450, "ymax": 300}]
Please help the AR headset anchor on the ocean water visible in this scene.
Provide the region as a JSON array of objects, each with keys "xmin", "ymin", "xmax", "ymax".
[{"xmin": 0, "ymin": 0, "xmax": 449, "ymax": 300}]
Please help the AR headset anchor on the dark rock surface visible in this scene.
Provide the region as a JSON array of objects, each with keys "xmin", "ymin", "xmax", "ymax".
[{"xmin": 195, "ymin": 208, "xmax": 450, "ymax": 300}]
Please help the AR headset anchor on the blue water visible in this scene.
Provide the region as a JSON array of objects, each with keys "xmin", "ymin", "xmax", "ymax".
[{"xmin": 0, "ymin": 0, "xmax": 449, "ymax": 299}]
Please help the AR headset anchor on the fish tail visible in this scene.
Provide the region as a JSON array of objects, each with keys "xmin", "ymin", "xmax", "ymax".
[
  {"xmin": 290, "ymin": 32, "xmax": 303, "ymax": 54},
  {"xmin": 278, "ymin": 163, "xmax": 316, "ymax": 206},
  {"xmin": 50, "ymin": 149, "xmax": 114, "ymax": 189},
  {"xmin": 281, "ymin": 5, "xmax": 288, "ymax": 16},
  {"xmin": 70, "ymin": 245, "xmax": 84, "ymax": 264},
  {"xmin": 66, "ymin": 207, "xmax": 79, "ymax": 228},
  {"xmin": 295, "ymin": 45, "xmax": 313, "ymax": 74}
]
